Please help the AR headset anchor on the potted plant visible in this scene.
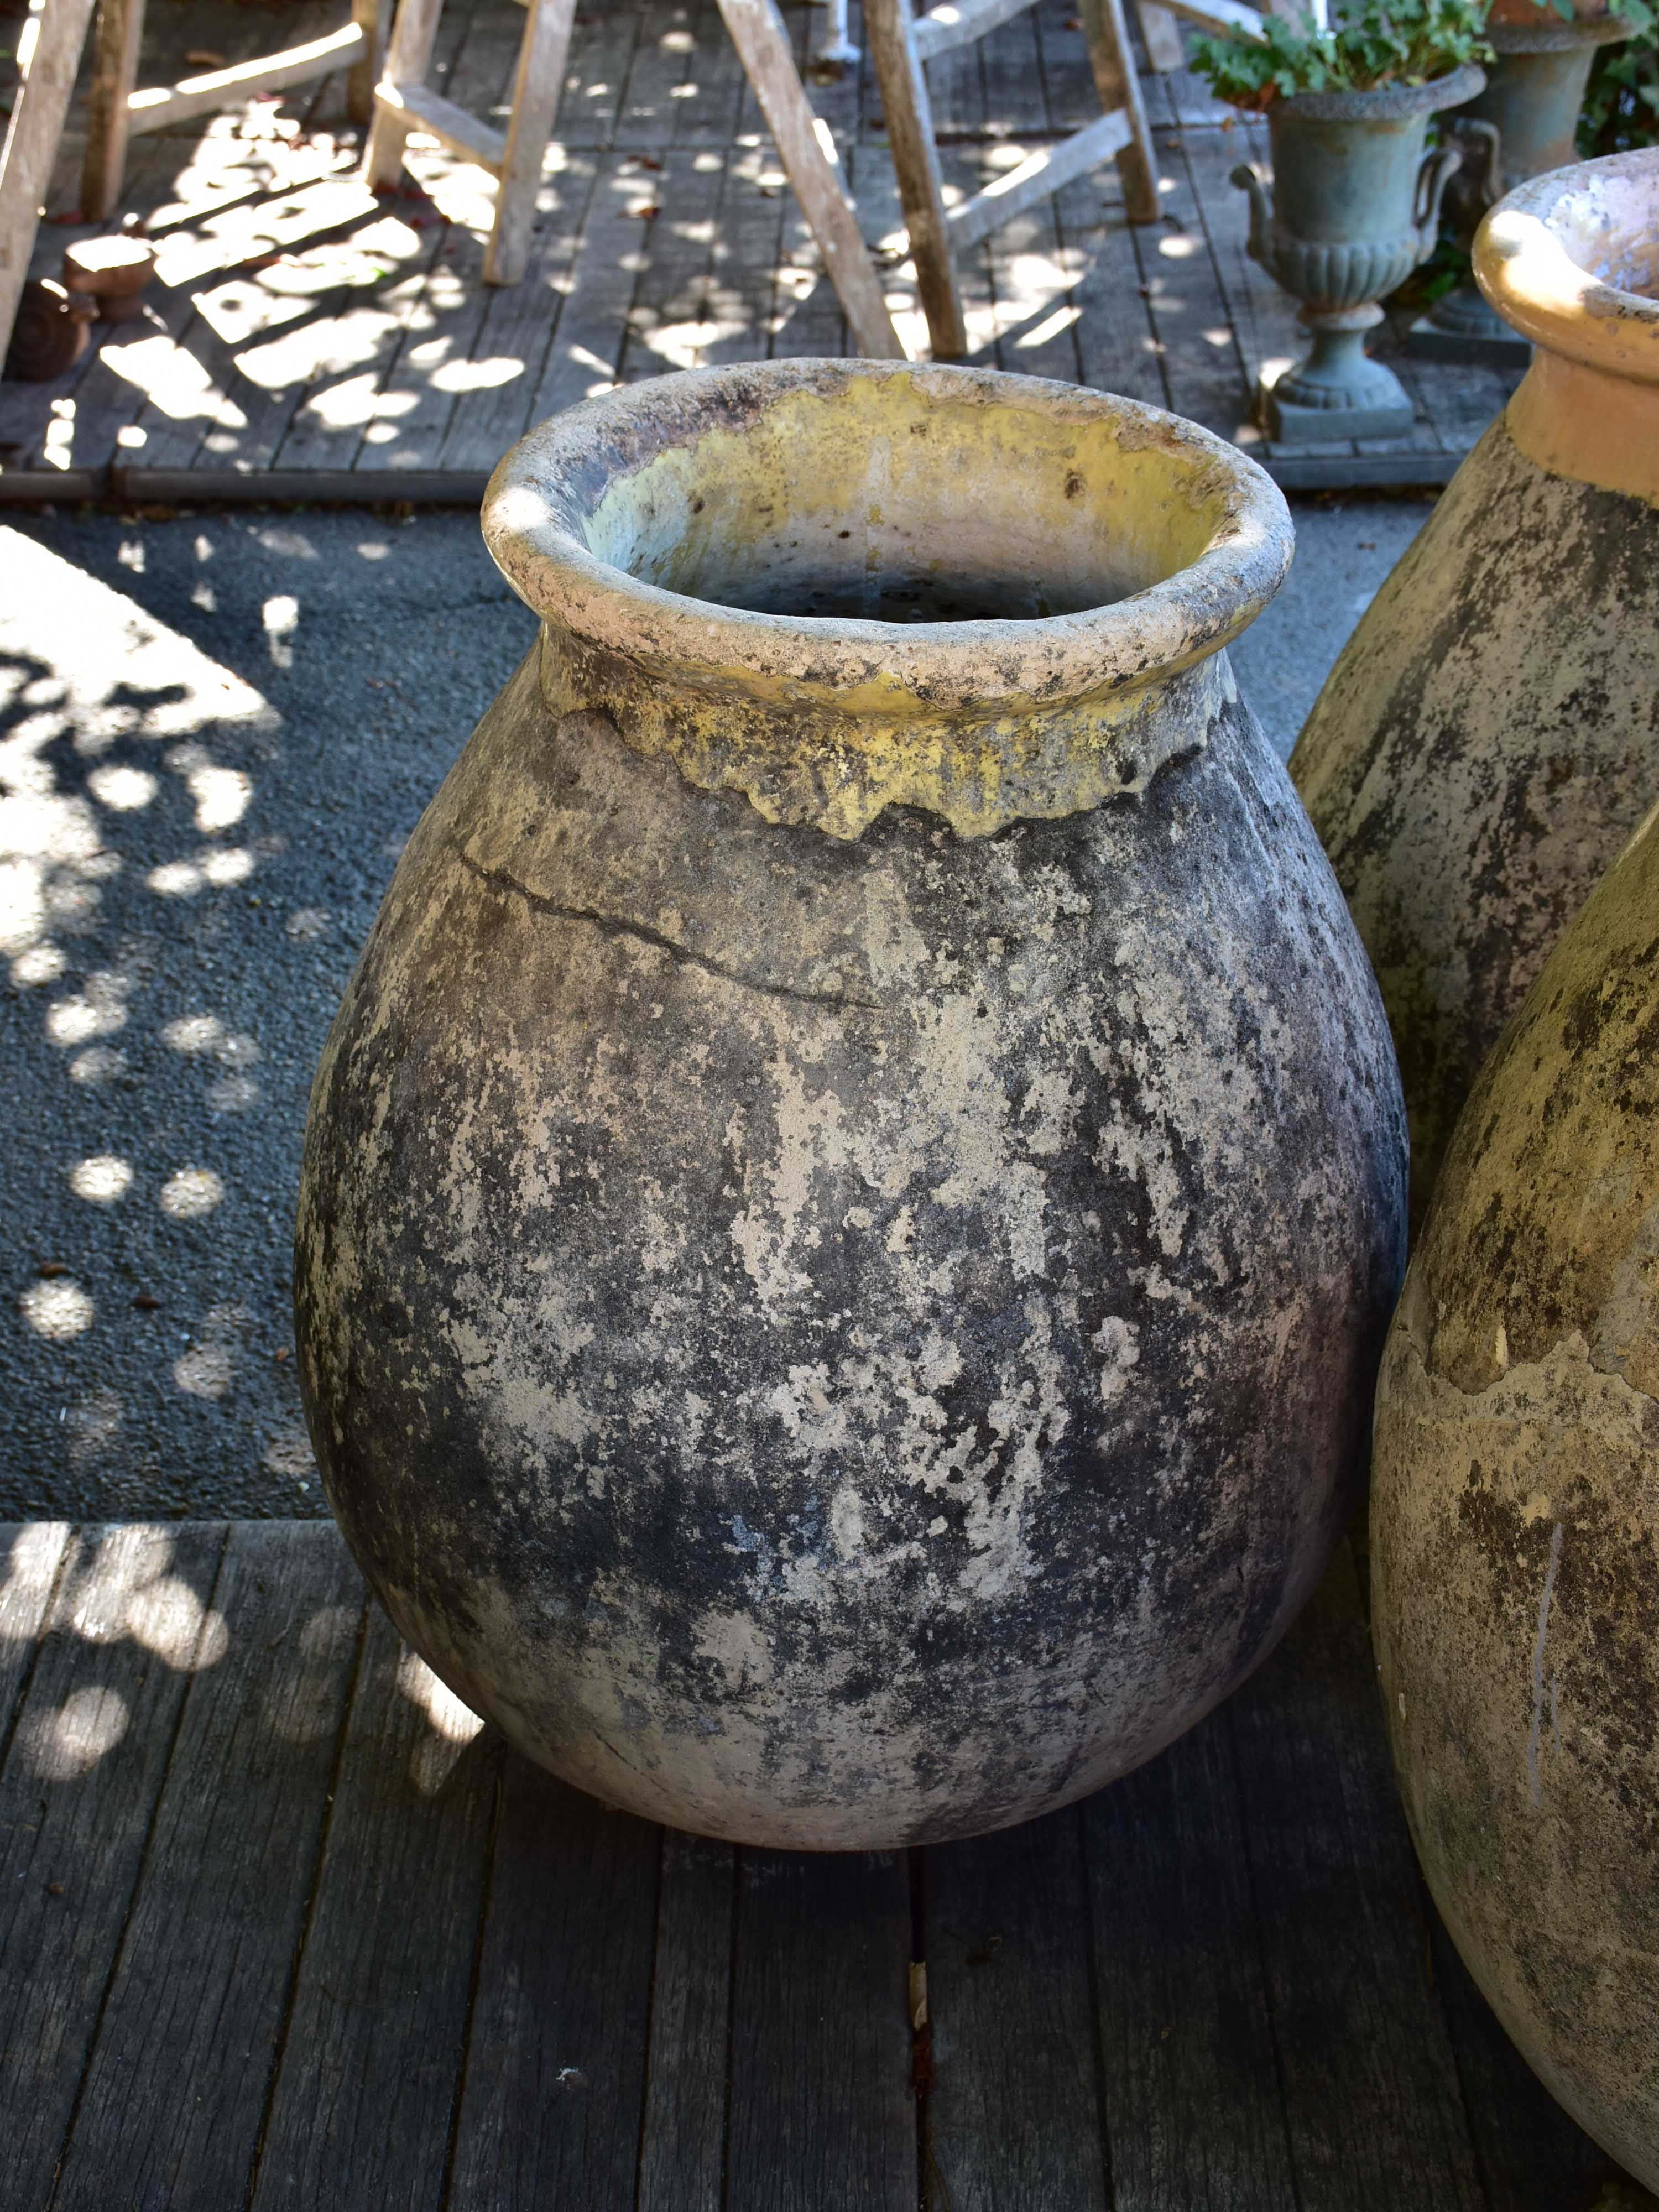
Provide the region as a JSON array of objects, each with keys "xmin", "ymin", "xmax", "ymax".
[{"xmin": 1191, "ymin": 0, "xmax": 1489, "ymax": 440}]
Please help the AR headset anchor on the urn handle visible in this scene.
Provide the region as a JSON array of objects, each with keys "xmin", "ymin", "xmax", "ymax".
[
  {"xmin": 1230, "ymin": 162, "xmax": 1272, "ymax": 268},
  {"xmin": 1449, "ymin": 117, "xmax": 1503, "ymax": 208},
  {"xmin": 1413, "ymin": 143, "xmax": 1465, "ymax": 255}
]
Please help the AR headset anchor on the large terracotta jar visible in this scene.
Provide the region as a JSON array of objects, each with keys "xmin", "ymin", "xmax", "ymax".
[
  {"xmin": 296, "ymin": 360, "xmax": 1407, "ymax": 1849},
  {"xmin": 1290, "ymin": 149, "xmax": 1659, "ymax": 1230},
  {"xmin": 1372, "ymin": 798, "xmax": 1659, "ymax": 2190}
]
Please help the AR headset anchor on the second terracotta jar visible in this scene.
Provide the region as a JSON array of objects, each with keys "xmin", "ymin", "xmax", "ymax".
[{"xmin": 1290, "ymin": 148, "xmax": 1659, "ymax": 1230}]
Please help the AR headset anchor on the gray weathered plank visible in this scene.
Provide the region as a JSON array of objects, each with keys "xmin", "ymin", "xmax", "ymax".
[
  {"xmin": 448, "ymin": 1760, "xmax": 661, "ymax": 2210},
  {"xmin": 726, "ymin": 1847, "xmax": 917, "ymax": 2212},
  {"xmin": 702, "ymin": 149, "xmax": 792, "ymax": 366},
  {"xmin": 1060, "ymin": 166, "xmax": 1167, "ymax": 405},
  {"xmin": 636, "ymin": 1830, "xmax": 737, "ymax": 2212},
  {"xmin": 618, "ymin": 0, "xmax": 700, "ymax": 149},
  {"xmin": 520, "ymin": 150, "xmax": 656, "ymax": 418},
  {"xmin": 925, "ymin": 1808, "xmax": 1111, "ymax": 2212},
  {"xmin": 249, "ymin": 1605, "xmax": 502, "ymax": 2212},
  {"xmin": 674, "ymin": 0, "xmax": 752, "ymax": 148},
  {"xmin": 0, "ymin": 1522, "xmax": 74, "ymax": 1746},
  {"xmin": 983, "ymin": 195, "xmax": 1086, "ymax": 382},
  {"xmin": 620, "ymin": 142, "xmax": 729, "ymax": 382},
  {"xmin": 0, "ymin": 1526, "xmax": 228, "ymax": 2212},
  {"xmin": 1131, "ymin": 127, "xmax": 1256, "ymax": 441},
  {"xmin": 51, "ymin": 1521, "xmax": 366, "ymax": 2212},
  {"xmin": 1086, "ymin": 1708, "xmax": 1300, "ymax": 2210},
  {"xmin": 434, "ymin": 147, "xmax": 604, "ymax": 468},
  {"xmin": 1228, "ymin": 1545, "xmax": 1490, "ymax": 2212}
]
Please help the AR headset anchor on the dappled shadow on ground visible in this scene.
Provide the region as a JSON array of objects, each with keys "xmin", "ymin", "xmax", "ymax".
[{"xmin": 0, "ymin": 512, "xmax": 536, "ymax": 1517}]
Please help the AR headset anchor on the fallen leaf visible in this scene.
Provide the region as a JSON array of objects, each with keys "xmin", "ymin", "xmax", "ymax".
[
  {"xmin": 36, "ymin": 1261, "xmax": 66, "ymax": 1279},
  {"xmin": 132, "ymin": 1292, "xmax": 161, "ymax": 1311},
  {"xmin": 629, "ymin": 202, "xmax": 662, "ymax": 220},
  {"xmin": 185, "ymin": 48, "xmax": 226, "ymax": 65},
  {"xmin": 44, "ymin": 1882, "xmax": 65, "ymax": 1897}
]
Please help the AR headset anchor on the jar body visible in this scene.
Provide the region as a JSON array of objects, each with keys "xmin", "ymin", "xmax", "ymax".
[
  {"xmin": 1290, "ymin": 409, "xmax": 1659, "ymax": 1229},
  {"xmin": 1373, "ymin": 806, "xmax": 1659, "ymax": 2189},
  {"xmin": 296, "ymin": 637, "xmax": 1406, "ymax": 1848}
]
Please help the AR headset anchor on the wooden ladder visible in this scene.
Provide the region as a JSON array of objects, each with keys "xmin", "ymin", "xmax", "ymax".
[
  {"xmin": 363, "ymin": 0, "xmax": 580, "ymax": 287},
  {"xmin": 864, "ymin": 0, "xmax": 1162, "ymax": 362}
]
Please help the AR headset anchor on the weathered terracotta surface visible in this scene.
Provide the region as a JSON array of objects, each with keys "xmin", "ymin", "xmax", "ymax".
[
  {"xmin": 297, "ymin": 360, "xmax": 1407, "ymax": 1849},
  {"xmin": 1290, "ymin": 149, "xmax": 1659, "ymax": 1230},
  {"xmin": 1373, "ymin": 799, "xmax": 1659, "ymax": 2191}
]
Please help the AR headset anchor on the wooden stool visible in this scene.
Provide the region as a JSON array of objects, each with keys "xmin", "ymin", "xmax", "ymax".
[
  {"xmin": 716, "ymin": 0, "xmax": 905, "ymax": 359},
  {"xmin": 81, "ymin": 0, "xmax": 390, "ymax": 223},
  {"xmin": 0, "ymin": 0, "xmax": 100, "ymax": 368},
  {"xmin": 363, "ymin": 0, "xmax": 580, "ymax": 288},
  {"xmin": 865, "ymin": 0, "xmax": 1163, "ymax": 362}
]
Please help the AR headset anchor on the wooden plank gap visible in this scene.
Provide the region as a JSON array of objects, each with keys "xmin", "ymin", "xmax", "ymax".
[
  {"xmin": 437, "ymin": 1749, "xmax": 507, "ymax": 2212},
  {"xmin": 0, "ymin": 1525, "xmax": 78, "ymax": 1773},
  {"xmin": 1075, "ymin": 1804, "xmax": 1121, "ymax": 2212},
  {"xmin": 239, "ymin": 1592, "xmax": 373, "ymax": 2212},
  {"xmin": 39, "ymin": 1524, "xmax": 234, "ymax": 2209}
]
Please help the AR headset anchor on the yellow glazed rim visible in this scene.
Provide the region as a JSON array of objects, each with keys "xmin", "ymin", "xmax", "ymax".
[
  {"xmin": 1475, "ymin": 147, "xmax": 1659, "ymax": 385},
  {"xmin": 480, "ymin": 359, "xmax": 1291, "ymax": 721}
]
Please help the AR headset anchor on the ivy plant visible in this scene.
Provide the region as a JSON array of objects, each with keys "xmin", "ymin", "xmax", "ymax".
[{"xmin": 1190, "ymin": 0, "xmax": 1491, "ymax": 108}]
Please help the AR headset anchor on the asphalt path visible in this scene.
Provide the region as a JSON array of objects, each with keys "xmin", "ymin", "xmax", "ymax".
[{"xmin": 0, "ymin": 493, "xmax": 1430, "ymax": 1517}]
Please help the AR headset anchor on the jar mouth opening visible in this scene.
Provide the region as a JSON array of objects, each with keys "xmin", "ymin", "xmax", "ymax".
[
  {"xmin": 482, "ymin": 361, "xmax": 1290, "ymax": 713},
  {"xmin": 1476, "ymin": 149, "xmax": 1659, "ymax": 386}
]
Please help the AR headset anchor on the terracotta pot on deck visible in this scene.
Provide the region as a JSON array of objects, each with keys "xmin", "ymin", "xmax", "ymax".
[
  {"xmin": 1373, "ymin": 795, "xmax": 1659, "ymax": 2191},
  {"xmin": 296, "ymin": 359, "xmax": 1407, "ymax": 1849},
  {"xmin": 1290, "ymin": 149, "xmax": 1659, "ymax": 1233}
]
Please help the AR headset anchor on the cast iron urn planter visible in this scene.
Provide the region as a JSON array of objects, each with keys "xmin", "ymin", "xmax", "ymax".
[
  {"xmin": 296, "ymin": 360, "xmax": 1408, "ymax": 1850},
  {"xmin": 1232, "ymin": 62, "xmax": 1485, "ymax": 441}
]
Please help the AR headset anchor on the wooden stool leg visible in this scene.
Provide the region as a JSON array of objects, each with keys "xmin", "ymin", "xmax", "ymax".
[
  {"xmin": 864, "ymin": 0, "xmax": 966, "ymax": 361},
  {"xmin": 484, "ymin": 0, "xmax": 577, "ymax": 285},
  {"xmin": 1, "ymin": 0, "xmax": 100, "ymax": 362},
  {"xmin": 347, "ymin": 0, "xmax": 392, "ymax": 128},
  {"xmin": 1081, "ymin": 0, "xmax": 1161, "ymax": 225},
  {"xmin": 81, "ymin": 0, "xmax": 144, "ymax": 223},
  {"xmin": 1137, "ymin": 0, "xmax": 1187, "ymax": 71},
  {"xmin": 717, "ymin": 0, "xmax": 904, "ymax": 359},
  {"xmin": 364, "ymin": 0, "xmax": 445, "ymax": 191}
]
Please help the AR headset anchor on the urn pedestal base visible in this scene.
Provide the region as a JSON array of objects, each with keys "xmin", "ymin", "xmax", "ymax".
[
  {"xmin": 1407, "ymin": 301, "xmax": 1528, "ymax": 368},
  {"xmin": 1261, "ymin": 309, "xmax": 1414, "ymax": 442}
]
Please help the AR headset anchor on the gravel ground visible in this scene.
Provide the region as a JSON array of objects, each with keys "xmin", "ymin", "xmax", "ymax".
[{"xmin": 0, "ymin": 491, "xmax": 1432, "ymax": 1519}]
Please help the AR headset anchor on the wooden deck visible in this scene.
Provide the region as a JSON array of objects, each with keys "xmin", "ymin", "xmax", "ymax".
[
  {"xmin": 0, "ymin": 0, "xmax": 1521, "ymax": 504},
  {"xmin": 0, "ymin": 1517, "xmax": 1635, "ymax": 2209}
]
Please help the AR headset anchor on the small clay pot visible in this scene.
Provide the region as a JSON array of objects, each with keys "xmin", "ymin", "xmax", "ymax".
[
  {"xmin": 3, "ymin": 280, "xmax": 96, "ymax": 382},
  {"xmin": 62, "ymin": 235, "xmax": 156, "ymax": 325}
]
